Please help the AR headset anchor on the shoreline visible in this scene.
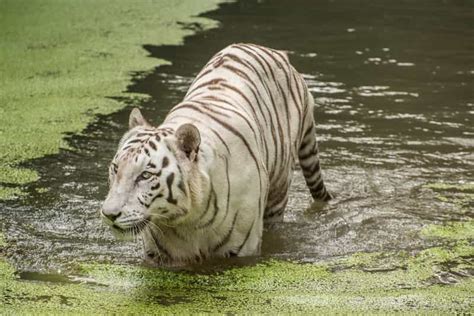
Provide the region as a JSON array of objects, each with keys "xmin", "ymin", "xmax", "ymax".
[{"xmin": 0, "ymin": 0, "xmax": 224, "ymax": 199}]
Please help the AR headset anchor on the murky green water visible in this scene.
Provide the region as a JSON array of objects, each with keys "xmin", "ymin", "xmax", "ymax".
[{"xmin": 1, "ymin": 0, "xmax": 472, "ymax": 275}]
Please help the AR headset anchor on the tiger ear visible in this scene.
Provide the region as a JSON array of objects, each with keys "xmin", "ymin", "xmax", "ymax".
[
  {"xmin": 129, "ymin": 108, "xmax": 149, "ymax": 129},
  {"xmin": 175, "ymin": 123, "xmax": 200, "ymax": 161}
]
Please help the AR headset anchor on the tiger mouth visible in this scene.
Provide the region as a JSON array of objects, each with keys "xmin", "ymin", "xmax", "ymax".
[{"xmin": 111, "ymin": 220, "xmax": 148, "ymax": 235}]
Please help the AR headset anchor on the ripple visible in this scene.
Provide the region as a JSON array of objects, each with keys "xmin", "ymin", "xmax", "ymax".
[
  {"xmin": 383, "ymin": 113, "xmax": 427, "ymax": 120},
  {"xmin": 355, "ymin": 86, "xmax": 419, "ymax": 98},
  {"xmin": 397, "ymin": 62, "xmax": 415, "ymax": 67}
]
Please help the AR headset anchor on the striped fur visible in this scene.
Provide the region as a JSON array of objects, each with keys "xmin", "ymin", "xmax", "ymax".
[{"xmin": 101, "ymin": 43, "xmax": 331, "ymax": 265}]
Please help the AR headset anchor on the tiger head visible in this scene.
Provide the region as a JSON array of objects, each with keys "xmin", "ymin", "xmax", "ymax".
[{"xmin": 101, "ymin": 108, "xmax": 203, "ymax": 239}]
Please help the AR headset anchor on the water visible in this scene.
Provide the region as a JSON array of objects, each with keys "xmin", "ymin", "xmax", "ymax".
[{"xmin": 1, "ymin": 0, "xmax": 473, "ymax": 273}]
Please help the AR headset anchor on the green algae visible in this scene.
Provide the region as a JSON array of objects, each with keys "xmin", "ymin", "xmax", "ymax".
[
  {"xmin": 424, "ymin": 182, "xmax": 474, "ymax": 193},
  {"xmin": 0, "ymin": 0, "xmax": 222, "ymax": 198},
  {"xmin": 0, "ymin": 186, "xmax": 26, "ymax": 200},
  {"xmin": 421, "ymin": 182, "xmax": 473, "ymax": 242},
  {"xmin": 421, "ymin": 221, "xmax": 474, "ymax": 241},
  {"xmin": 0, "ymin": 233, "xmax": 6, "ymax": 249},
  {"xmin": 1, "ymin": 244, "xmax": 473, "ymax": 314},
  {"xmin": 424, "ymin": 182, "xmax": 474, "ymax": 209}
]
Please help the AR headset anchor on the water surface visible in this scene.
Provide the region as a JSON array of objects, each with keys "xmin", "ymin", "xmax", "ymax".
[{"xmin": 1, "ymin": 0, "xmax": 473, "ymax": 273}]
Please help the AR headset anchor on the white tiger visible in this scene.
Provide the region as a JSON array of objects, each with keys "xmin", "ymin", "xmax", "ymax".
[{"xmin": 101, "ymin": 43, "xmax": 332, "ymax": 265}]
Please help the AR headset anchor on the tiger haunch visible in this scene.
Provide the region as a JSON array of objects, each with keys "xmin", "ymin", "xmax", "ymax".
[{"xmin": 101, "ymin": 43, "xmax": 332, "ymax": 265}]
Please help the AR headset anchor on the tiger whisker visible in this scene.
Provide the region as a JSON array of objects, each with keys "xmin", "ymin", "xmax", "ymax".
[
  {"xmin": 145, "ymin": 219, "xmax": 164, "ymax": 237},
  {"xmin": 148, "ymin": 214, "xmax": 179, "ymax": 229}
]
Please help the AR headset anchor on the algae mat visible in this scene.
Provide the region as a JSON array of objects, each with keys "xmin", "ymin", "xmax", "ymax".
[
  {"xmin": 0, "ymin": 0, "xmax": 222, "ymax": 199},
  {"xmin": 1, "ymin": 232, "xmax": 473, "ymax": 313}
]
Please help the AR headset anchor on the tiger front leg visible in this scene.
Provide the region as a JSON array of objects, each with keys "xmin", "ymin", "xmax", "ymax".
[
  {"xmin": 220, "ymin": 178, "xmax": 268, "ymax": 258},
  {"xmin": 141, "ymin": 227, "xmax": 173, "ymax": 266}
]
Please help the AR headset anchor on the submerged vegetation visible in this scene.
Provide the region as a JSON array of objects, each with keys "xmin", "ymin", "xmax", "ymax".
[{"xmin": 0, "ymin": 0, "xmax": 221, "ymax": 199}]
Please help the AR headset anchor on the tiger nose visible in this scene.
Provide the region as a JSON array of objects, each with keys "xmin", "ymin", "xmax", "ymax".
[
  {"xmin": 101, "ymin": 203, "xmax": 122, "ymax": 222},
  {"xmin": 103, "ymin": 211, "xmax": 121, "ymax": 222}
]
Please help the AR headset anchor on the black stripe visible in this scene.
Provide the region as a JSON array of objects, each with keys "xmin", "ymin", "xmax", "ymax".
[
  {"xmin": 209, "ymin": 126, "xmax": 231, "ymax": 154},
  {"xmin": 186, "ymin": 78, "xmax": 226, "ymax": 99},
  {"xmin": 166, "ymin": 173, "xmax": 177, "ymax": 204},
  {"xmin": 224, "ymin": 156, "xmax": 231, "ymax": 222},
  {"xmin": 195, "ymin": 101, "xmax": 231, "ymax": 118},
  {"xmin": 127, "ymin": 138, "xmax": 143, "ymax": 144},
  {"xmin": 148, "ymin": 229, "xmax": 171, "ymax": 258},
  {"xmin": 147, "ymin": 193, "xmax": 163, "ymax": 207},
  {"xmin": 303, "ymin": 160, "xmax": 321, "ymax": 177},
  {"xmin": 307, "ymin": 175, "xmax": 323, "ymax": 188},
  {"xmin": 148, "ymin": 140, "xmax": 157, "ymax": 151},
  {"xmin": 234, "ymin": 45, "xmax": 286, "ymax": 178},
  {"xmin": 144, "ymin": 147, "xmax": 150, "ymax": 156},
  {"xmin": 198, "ymin": 183, "xmax": 214, "ymax": 222},
  {"xmin": 302, "ymin": 125, "xmax": 314, "ymax": 140},
  {"xmin": 221, "ymin": 64, "xmax": 269, "ymax": 126},
  {"xmin": 215, "ymin": 156, "xmax": 232, "ymax": 227},
  {"xmin": 247, "ymin": 45, "xmax": 294, "ymax": 171},
  {"xmin": 177, "ymin": 179, "xmax": 186, "ymax": 196},
  {"xmin": 170, "ymin": 101, "xmax": 229, "ymax": 118},
  {"xmin": 292, "ymin": 70, "xmax": 306, "ymax": 141},
  {"xmin": 299, "ymin": 145, "xmax": 318, "ymax": 161},
  {"xmin": 192, "ymin": 99, "xmax": 262, "ymax": 157},
  {"xmin": 219, "ymin": 71, "xmax": 269, "ymax": 164},
  {"xmin": 213, "ymin": 212, "xmax": 238, "ymax": 252},
  {"xmin": 136, "ymin": 132, "xmax": 153, "ymax": 137},
  {"xmin": 225, "ymin": 52, "xmax": 280, "ymax": 176},
  {"xmin": 253, "ymin": 44, "xmax": 303, "ymax": 122},
  {"xmin": 266, "ymin": 179, "xmax": 289, "ymax": 211},
  {"xmin": 162, "ymin": 156, "xmax": 169, "ymax": 168},
  {"xmin": 266, "ymin": 200, "xmax": 288, "ymax": 218},
  {"xmin": 311, "ymin": 178, "xmax": 325, "ymax": 193},
  {"xmin": 191, "ymin": 68, "xmax": 212, "ymax": 85},
  {"xmin": 137, "ymin": 196, "xmax": 147, "ymax": 207},
  {"xmin": 237, "ymin": 219, "xmax": 255, "ymax": 254},
  {"xmin": 197, "ymin": 186, "xmax": 219, "ymax": 229},
  {"xmin": 224, "ymin": 53, "xmax": 278, "ymax": 165},
  {"xmin": 246, "ymin": 45, "xmax": 296, "ymax": 173}
]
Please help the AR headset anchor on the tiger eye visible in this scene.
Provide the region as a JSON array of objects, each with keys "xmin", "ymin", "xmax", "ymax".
[{"xmin": 137, "ymin": 171, "xmax": 153, "ymax": 182}]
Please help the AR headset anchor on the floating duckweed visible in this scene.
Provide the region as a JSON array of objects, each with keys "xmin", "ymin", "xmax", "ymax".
[
  {"xmin": 0, "ymin": 187, "xmax": 26, "ymax": 200},
  {"xmin": 424, "ymin": 182, "xmax": 474, "ymax": 193},
  {"xmin": 2, "ymin": 244, "xmax": 472, "ymax": 314},
  {"xmin": 0, "ymin": 0, "xmax": 222, "ymax": 199},
  {"xmin": 0, "ymin": 233, "xmax": 6, "ymax": 249},
  {"xmin": 421, "ymin": 221, "xmax": 474, "ymax": 240}
]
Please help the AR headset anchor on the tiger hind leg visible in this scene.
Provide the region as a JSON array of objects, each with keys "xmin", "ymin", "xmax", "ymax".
[
  {"xmin": 298, "ymin": 123, "xmax": 332, "ymax": 202},
  {"xmin": 263, "ymin": 178, "xmax": 291, "ymax": 223}
]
